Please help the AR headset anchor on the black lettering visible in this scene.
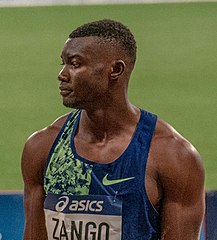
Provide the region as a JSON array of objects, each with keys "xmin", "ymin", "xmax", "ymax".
[
  {"xmin": 85, "ymin": 222, "xmax": 97, "ymax": 240},
  {"xmin": 71, "ymin": 221, "xmax": 82, "ymax": 240},
  {"xmin": 52, "ymin": 218, "xmax": 59, "ymax": 240},
  {"xmin": 60, "ymin": 220, "xmax": 69, "ymax": 239},
  {"xmin": 98, "ymin": 222, "xmax": 110, "ymax": 240}
]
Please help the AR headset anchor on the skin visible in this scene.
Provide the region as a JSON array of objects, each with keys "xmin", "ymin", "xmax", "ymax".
[{"xmin": 22, "ymin": 36, "xmax": 205, "ymax": 239}]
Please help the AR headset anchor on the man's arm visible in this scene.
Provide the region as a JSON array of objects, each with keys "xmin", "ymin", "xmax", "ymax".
[
  {"xmin": 21, "ymin": 115, "xmax": 68, "ymax": 239},
  {"xmin": 22, "ymin": 130, "xmax": 50, "ymax": 240},
  {"xmin": 159, "ymin": 132, "xmax": 205, "ymax": 239}
]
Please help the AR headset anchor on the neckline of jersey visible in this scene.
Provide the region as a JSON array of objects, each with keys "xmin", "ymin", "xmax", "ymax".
[{"xmin": 70, "ymin": 109, "xmax": 144, "ymax": 167}]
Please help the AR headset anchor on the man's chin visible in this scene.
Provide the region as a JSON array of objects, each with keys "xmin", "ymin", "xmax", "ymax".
[
  {"xmin": 62, "ymin": 100, "xmax": 81, "ymax": 109},
  {"xmin": 63, "ymin": 102, "xmax": 76, "ymax": 109},
  {"xmin": 62, "ymin": 99, "xmax": 94, "ymax": 110}
]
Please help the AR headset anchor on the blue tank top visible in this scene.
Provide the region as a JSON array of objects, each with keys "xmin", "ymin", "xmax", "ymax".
[{"xmin": 44, "ymin": 109, "xmax": 160, "ymax": 240}]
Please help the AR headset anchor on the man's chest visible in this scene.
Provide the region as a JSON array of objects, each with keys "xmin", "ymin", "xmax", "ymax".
[{"xmin": 73, "ymin": 134, "xmax": 133, "ymax": 164}]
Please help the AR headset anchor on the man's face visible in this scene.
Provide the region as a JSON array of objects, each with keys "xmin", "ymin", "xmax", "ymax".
[{"xmin": 58, "ymin": 37, "xmax": 112, "ymax": 110}]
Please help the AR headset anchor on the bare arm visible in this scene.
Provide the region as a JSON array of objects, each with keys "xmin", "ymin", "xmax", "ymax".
[
  {"xmin": 21, "ymin": 115, "xmax": 67, "ymax": 239},
  {"xmin": 159, "ymin": 136, "xmax": 205, "ymax": 239},
  {"xmin": 148, "ymin": 119, "xmax": 205, "ymax": 239},
  {"xmin": 22, "ymin": 130, "xmax": 49, "ymax": 239}
]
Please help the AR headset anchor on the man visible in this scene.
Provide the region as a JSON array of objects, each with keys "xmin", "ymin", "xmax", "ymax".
[{"xmin": 22, "ymin": 19, "xmax": 205, "ymax": 240}]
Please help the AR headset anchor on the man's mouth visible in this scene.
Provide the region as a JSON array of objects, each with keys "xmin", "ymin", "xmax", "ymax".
[{"xmin": 59, "ymin": 87, "xmax": 72, "ymax": 97}]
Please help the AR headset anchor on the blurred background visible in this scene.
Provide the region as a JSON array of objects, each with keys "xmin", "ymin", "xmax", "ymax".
[
  {"xmin": 0, "ymin": 0, "xmax": 216, "ymax": 239},
  {"xmin": 0, "ymin": 0, "xmax": 216, "ymax": 191}
]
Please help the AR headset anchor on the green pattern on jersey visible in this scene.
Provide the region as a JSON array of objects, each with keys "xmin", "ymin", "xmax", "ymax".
[{"xmin": 44, "ymin": 110, "xmax": 93, "ymax": 195}]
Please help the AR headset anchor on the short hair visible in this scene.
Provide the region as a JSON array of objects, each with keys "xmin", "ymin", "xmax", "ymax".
[{"xmin": 69, "ymin": 19, "xmax": 137, "ymax": 64}]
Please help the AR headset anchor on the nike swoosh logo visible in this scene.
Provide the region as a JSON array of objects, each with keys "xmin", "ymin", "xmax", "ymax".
[{"xmin": 102, "ymin": 174, "xmax": 135, "ymax": 186}]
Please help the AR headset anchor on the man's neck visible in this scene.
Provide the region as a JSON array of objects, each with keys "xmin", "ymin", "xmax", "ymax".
[{"xmin": 77, "ymin": 103, "xmax": 140, "ymax": 143}]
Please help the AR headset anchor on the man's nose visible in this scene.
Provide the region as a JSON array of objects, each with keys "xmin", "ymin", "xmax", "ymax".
[{"xmin": 58, "ymin": 66, "xmax": 69, "ymax": 82}]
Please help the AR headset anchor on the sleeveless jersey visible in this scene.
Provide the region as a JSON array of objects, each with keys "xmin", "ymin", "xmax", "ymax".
[{"xmin": 44, "ymin": 109, "xmax": 160, "ymax": 240}]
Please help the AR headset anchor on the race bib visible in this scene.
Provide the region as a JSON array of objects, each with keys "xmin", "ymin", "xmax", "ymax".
[{"xmin": 44, "ymin": 193, "xmax": 122, "ymax": 240}]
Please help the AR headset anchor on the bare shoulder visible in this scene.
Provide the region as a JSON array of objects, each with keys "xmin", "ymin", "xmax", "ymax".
[
  {"xmin": 153, "ymin": 118, "xmax": 204, "ymax": 169},
  {"xmin": 21, "ymin": 113, "xmax": 70, "ymax": 182},
  {"xmin": 149, "ymin": 120, "xmax": 205, "ymax": 239},
  {"xmin": 23, "ymin": 113, "xmax": 69, "ymax": 156},
  {"xmin": 150, "ymin": 118, "xmax": 205, "ymax": 201}
]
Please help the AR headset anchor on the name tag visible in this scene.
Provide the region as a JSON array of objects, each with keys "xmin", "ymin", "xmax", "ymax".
[{"xmin": 44, "ymin": 193, "xmax": 122, "ymax": 240}]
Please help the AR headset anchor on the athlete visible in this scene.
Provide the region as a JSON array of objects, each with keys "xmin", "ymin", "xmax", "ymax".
[{"xmin": 22, "ymin": 19, "xmax": 205, "ymax": 240}]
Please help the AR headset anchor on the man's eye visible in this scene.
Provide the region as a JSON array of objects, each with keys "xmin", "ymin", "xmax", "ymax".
[{"xmin": 71, "ymin": 62, "xmax": 80, "ymax": 68}]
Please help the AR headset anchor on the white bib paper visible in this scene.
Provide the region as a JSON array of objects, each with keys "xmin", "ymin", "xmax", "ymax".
[{"xmin": 44, "ymin": 193, "xmax": 122, "ymax": 240}]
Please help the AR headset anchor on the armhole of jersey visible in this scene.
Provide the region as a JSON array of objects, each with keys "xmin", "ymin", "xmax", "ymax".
[
  {"xmin": 143, "ymin": 112, "xmax": 159, "ymax": 215},
  {"xmin": 43, "ymin": 112, "xmax": 73, "ymax": 178}
]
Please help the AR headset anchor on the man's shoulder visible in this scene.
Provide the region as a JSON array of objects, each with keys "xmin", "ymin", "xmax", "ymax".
[
  {"xmin": 149, "ymin": 118, "xmax": 205, "ymax": 210},
  {"xmin": 151, "ymin": 118, "xmax": 204, "ymax": 180},
  {"xmin": 21, "ymin": 112, "xmax": 72, "ymax": 177},
  {"xmin": 24, "ymin": 112, "xmax": 70, "ymax": 154},
  {"xmin": 154, "ymin": 118, "xmax": 199, "ymax": 157}
]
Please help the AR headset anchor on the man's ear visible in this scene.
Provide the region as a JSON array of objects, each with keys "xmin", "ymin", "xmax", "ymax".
[{"xmin": 110, "ymin": 60, "xmax": 126, "ymax": 80}]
